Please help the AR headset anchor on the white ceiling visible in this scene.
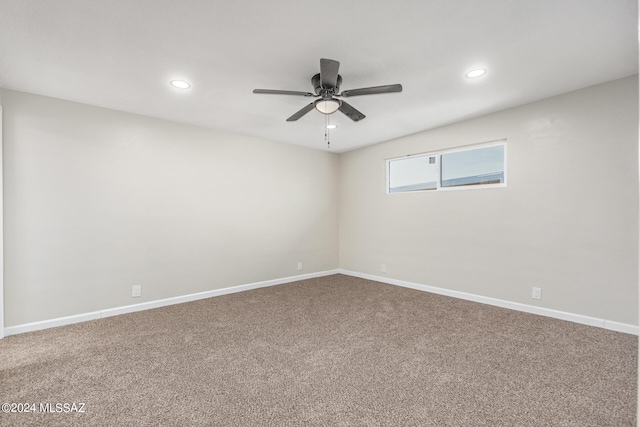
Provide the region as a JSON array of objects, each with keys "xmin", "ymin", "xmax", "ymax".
[{"xmin": 0, "ymin": 0, "xmax": 637, "ymax": 153}]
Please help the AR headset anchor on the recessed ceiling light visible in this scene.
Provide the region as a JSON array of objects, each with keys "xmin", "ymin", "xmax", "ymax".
[
  {"xmin": 465, "ymin": 69, "xmax": 486, "ymax": 78},
  {"xmin": 326, "ymin": 124, "xmax": 337, "ymax": 129},
  {"xmin": 170, "ymin": 80, "xmax": 191, "ymax": 89}
]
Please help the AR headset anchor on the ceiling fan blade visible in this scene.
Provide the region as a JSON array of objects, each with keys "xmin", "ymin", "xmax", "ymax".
[
  {"xmin": 340, "ymin": 84, "xmax": 403, "ymax": 97},
  {"xmin": 338, "ymin": 101, "xmax": 366, "ymax": 122},
  {"xmin": 286, "ymin": 103, "xmax": 315, "ymax": 121},
  {"xmin": 320, "ymin": 58, "xmax": 340, "ymax": 89},
  {"xmin": 253, "ymin": 89, "xmax": 315, "ymax": 97}
]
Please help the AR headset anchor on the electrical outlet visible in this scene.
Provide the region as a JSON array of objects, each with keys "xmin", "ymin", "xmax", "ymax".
[
  {"xmin": 532, "ymin": 287, "xmax": 541, "ymax": 300},
  {"xmin": 132, "ymin": 285, "xmax": 141, "ymax": 298},
  {"xmin": 381, "ymin": 264, "xmax": 387, "ymax": 273},
  {"xmin": 297, "ymin": 262, "xmax": 303, "ymax": 271}
]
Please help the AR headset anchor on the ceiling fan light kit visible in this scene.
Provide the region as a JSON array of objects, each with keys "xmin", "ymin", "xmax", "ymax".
[
  {"xmin": 253, "ymin": 58, "xmax": 402, "ymax": 123},
  {"xmin": 314, "ymin": 98, "xmax": 341, "ymax": 114}
]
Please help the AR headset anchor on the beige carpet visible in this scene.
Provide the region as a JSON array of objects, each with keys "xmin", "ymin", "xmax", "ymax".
[{"xmin": 1, "ymin": 274, "xmax": 637, "ymax": 426}]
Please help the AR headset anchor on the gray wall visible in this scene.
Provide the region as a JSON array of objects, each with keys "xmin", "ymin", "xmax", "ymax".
[
  {"xmin": 339, "ymin": 76, "xmax": 639, "ymax": 325},
  {"xmin": 2, "ymin": 89, "xmax": 339, "ymax": 326}
]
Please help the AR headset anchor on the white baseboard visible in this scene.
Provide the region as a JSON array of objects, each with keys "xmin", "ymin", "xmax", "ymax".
[
  {"xmin": 5, "ymin": 311, "xmax": 103, "ymax": 336},
  {"xmin": 339, "ymin": 269, "xmax": 639, "ymax": 336},
  {"xmin": 4, "ymin": 269, "xmax": 340, "ymax": 337},
  {"xmin": 6, "ymin": 269, "xmax": 637, "ymax": 337}
]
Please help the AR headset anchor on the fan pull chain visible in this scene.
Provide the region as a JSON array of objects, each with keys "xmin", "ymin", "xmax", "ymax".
[{"xmin": 325, "ymin": 114, "xmax": 330, "ymax": 150}]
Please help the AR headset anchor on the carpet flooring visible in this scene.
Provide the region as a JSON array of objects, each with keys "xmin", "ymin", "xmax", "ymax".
[{"xmin": 0, "ymin": 274, "xmax": 637, "ymax": 426}]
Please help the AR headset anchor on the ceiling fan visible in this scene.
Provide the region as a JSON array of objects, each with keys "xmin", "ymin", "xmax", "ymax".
[{"xmin": 253, "ymin": 58, "xmax": 402, "ymax": 122}]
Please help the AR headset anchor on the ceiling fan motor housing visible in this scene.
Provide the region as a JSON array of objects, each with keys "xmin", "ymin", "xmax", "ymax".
[{"xmin": 312, "ymin": 73, "xmax": 342, "ymax": 96}]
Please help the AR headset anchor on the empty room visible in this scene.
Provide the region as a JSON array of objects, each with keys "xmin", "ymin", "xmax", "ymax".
[{"xmin": 0, "ymin": 1, "xmax": 638, "ymax": 426}]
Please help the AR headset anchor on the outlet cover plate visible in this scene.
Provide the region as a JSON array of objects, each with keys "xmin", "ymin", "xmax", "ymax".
[
  {"xmin": 532, "ymin": 287, "xmax": 541, "ymax": 300},
  {"xmin": 132, "ymin": 285, "xmax": 141, "ymax": 298}
]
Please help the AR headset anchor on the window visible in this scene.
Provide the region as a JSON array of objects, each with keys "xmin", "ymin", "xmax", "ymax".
[
  {"xmin": 388, "ymin": 154, "xmax": 438, "ymax": 193},
  {"xmin": 441, "ymin": 144, "xmax": 505, "ymax": 188},
  {"xmin": 387, "ymin": 141, "xmax": 505, "ymax": 193}
]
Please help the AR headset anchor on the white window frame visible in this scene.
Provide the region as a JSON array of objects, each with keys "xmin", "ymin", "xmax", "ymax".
[{"xmin": 386, "ymin": 139, "xmax": 507, "ymax": 194}]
